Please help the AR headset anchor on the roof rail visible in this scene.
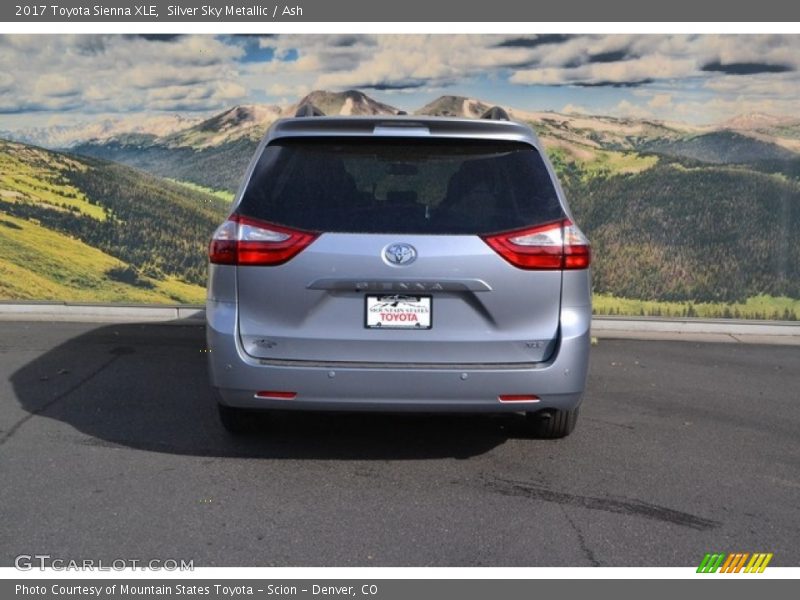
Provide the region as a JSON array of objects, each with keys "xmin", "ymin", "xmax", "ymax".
[
  {"xmin": 295, "ymin": 103, "xmax": 326, "ymax": 118},
  {"xmin": 480, "ymin": 106, "xmax": 510, "ymax": 121}
]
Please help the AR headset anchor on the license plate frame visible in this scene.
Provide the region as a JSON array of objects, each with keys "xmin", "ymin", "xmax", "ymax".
[{"xmin": 364, "ymin": 294, "xmax": 432, "ymax": 330}]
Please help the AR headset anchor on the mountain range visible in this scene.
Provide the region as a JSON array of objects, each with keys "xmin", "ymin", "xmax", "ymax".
[
  {"xmin": 1, "ymin": 113, "xmax": 205, "ymax": 150},
  {"xmin": 55, "ymin": 90, "xmax": 800, "ymax": 195},
  {"xmin": 8, "ymin": 90, "xmax": 800, "ymax": 159}
]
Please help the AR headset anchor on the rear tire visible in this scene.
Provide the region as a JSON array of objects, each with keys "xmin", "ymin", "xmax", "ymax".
[
  {"xmin": 217, "ymin": 403, "xmax": 259, "ymax": 435},
  {"xmin": 524, "ymin": 407, "xmax": 579, "ymax": 439}
]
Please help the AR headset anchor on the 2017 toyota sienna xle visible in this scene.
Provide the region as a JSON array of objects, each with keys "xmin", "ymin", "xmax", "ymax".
[{"xmin": 206, "ymin": 104, "xmax": 591, "ymax": 438}]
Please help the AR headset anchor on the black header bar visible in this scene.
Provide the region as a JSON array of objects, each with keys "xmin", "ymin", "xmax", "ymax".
[{"xmin": 3, "ymin": 0, "xmax": 800, "ymax": 23}]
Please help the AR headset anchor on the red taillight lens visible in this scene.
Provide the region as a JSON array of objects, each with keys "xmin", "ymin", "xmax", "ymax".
[
  {"xmin": 208, "ymin": 220, "xmax": 238, "ymax": 265},
  {"xmin": 209, "ymin": 215, "xmax": 318, "ymax": 266},
  {"xmin": 481, "ymin": 218, "xmax": 590, "ymax": 270},
  {"xmin": 563, "ymin": 220, "xmax": 591, "ymax": 269}
]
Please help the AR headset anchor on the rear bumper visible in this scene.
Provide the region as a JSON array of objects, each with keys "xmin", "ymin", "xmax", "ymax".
[{"xmin": 206, "ymin": 299, "xmax": 590, "ymax": 413}]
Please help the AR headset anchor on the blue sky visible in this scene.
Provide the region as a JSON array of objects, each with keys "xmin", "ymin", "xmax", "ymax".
[{"xmin": 1, "ymin": 34, "xmax": 799, "ymax": 130}]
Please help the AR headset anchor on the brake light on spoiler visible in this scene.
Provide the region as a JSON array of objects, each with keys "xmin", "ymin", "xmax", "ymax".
[
  {"xmin": 481, "ymin": 218, "xmax": 590, "ymax": 270},
  {"xmin": 209, "ymin": 215, "xmax": 318, "ymax": 266}
]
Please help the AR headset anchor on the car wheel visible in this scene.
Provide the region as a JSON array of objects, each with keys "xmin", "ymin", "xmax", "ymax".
[
  {"xmin": 217, "ymin": 403, "xmax": 259, "ymax": 435},
  {"xmin": 524, "ymin": 408, "xmax": 579, "ymax": 439}
]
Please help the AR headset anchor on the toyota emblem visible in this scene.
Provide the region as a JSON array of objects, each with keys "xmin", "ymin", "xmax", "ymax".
[{"xmin": 384, "ymin": 243, "xmax": 417, "ymax": 266}]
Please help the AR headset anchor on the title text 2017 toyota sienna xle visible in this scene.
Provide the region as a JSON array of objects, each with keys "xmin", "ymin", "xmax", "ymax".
[{"xmin": 206, "ymin": 104, "xmax": 591, "ymax": 438}]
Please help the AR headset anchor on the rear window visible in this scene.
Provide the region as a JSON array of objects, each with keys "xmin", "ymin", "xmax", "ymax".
[{"xmin": 237, "ymin": 137, "xmax": 564, "ymax": 234}]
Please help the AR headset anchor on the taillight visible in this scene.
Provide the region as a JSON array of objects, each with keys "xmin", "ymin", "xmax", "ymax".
[
  {"xmin": 208, "ymin": 215, "xmax": 318, "ymax": 266},
  {"xmin": 481, "ymin": 218, "xmax": 590, "ymax": 270}
]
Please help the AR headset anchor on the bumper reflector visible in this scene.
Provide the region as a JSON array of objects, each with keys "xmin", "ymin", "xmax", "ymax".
[
  {"xmin": 254, "ymin": 390, "xmax": 297, "ymax": 400},
  {"xmin": 498, "ymin": 394, "xmax": 541, "ymax": 403}
]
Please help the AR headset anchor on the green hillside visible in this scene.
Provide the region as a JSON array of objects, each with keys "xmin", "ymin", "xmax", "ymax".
[
  {"xmin": 71, "ymin": 137, "xmax": 256, "ymax": 195},
  {"xmin": 641, "ymin": 130, "xmax": 796, "ymax": 164},
  {"xmin": 593, "ymin": 293, "xmax": 800, "ymax": 321},
  {"xmin": 563, "ymin": 159, "xmax": 800, "ymax": 303},
  {"xmin": 0, "ymin": 139, "xmax": 227, "ymax": 303},
  {"xmin": 0, "ymin": 213, "xmax": 203, "ymax": 303}
]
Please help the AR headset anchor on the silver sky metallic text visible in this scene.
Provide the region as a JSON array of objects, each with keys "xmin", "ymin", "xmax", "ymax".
[{"xmin": 166, "ymin": 5, "xmax": 303, "ymax": 17}]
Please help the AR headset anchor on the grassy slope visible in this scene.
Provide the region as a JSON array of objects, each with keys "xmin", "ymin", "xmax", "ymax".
[
  {"xmin": 166, "ymin": 178, "xmax": 235, "ymax": 203},
  {"xmin": 539, "ymin": 138, "xmax": 799, "ymax": 319},
  {"xmin": 71, "ymin": 137, "xmax": 258, "ymax": 194},
  {"xmin": 0, "ymin": 213, "xmax": 204, "ymax": 303},
  {"xmin": 562, "ymin": 160, "xmax": 800, "ymax": 304},
  {"xmin": 545, "ymin": 143, "xmax": 659, "ymax": 181},
  {"xmin": 0, "ymin": 141, "xmax": 106, "ymax": 220},
  {"xmin": 0, "ymin": 138, "xmax": 221, "ymax": 304},
  {"xmin": 593, "ymin": 293, "xmax": 800, "ymax": 321}
]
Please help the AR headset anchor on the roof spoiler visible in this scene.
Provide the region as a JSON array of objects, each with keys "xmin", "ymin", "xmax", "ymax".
[
  {"xmin": 480, "ymin": 106, "xmax": 510, "ymax": 121},
  {"xmin": 295, "ymin": 103, "xmax": 326, "ymax": 117}
]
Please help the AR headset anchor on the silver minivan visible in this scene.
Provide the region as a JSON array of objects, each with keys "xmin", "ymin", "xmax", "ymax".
[{"xmin": 206, "ymin": 105, "xmax": 591, "ymax": 438}]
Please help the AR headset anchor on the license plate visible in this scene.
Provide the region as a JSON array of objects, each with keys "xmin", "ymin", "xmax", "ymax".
[{"xmin": 365, "ymin": 295, "xmax": 432, "ymax": 329}]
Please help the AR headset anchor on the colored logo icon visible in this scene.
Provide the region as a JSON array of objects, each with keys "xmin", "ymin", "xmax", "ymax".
[{"xmin": 697, "ymin": 552, "xmax": 773, "ymax": 573}]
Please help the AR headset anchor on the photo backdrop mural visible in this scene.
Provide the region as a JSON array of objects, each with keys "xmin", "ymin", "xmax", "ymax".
[{"xmin": 1, "ymin": 34, "xmax": 798, "ymax": 318}]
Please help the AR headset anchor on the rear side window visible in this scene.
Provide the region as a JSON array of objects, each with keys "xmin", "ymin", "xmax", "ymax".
[{"xmin": 237, "ymin": 137, "xmax": 564, "ymax": 234}]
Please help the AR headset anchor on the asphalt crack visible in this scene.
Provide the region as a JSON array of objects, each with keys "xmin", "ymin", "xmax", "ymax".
[
  {"xmin": 560, "ymin": 506, "xmax": 600, "ymax": 566},
  {"xmin": 0, "ymin": 347, "xmax": 132, "ymax": 447},
  {"xmin": 485, "ymin": 476, "xmax": 720, "ymax": 531}
]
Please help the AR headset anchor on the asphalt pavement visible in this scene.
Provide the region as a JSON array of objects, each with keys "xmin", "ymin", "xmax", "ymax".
[{"xmin": 0, "ymin": 321, "xmax": 798, "ymax": 567}]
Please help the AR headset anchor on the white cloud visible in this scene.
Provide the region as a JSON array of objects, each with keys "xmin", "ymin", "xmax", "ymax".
[
  {"xmin": 264, "ymin": 82, "xmax": 311, "ymax": 98},
  {"xmin": 263, "ymin": 35, "xmax": 561, "ymax": 91},
  {"xmin": 0, "ymin": 35, "xmax": 247, "ymax": 115},
  {"xmin": 561, "ymin": 103, "xmax": 590, "ymax": 115},
  {"xmin": 512, "ymin": 54, "xmax": 697, "ymax": 86},
  {"xmin": 610, "ymin": 100, "xmax": 655, "ymax": 120},
  {"xmin": 0, "ymin": 72, "xmax": 15, "ymax": 93},
  {"xmin": 33, "ymin": 74, "xmax": 81, "ymax": 98},
  {"xmin": 647, "ymin": 94, "xmax": 673, "ymax": 109}
]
